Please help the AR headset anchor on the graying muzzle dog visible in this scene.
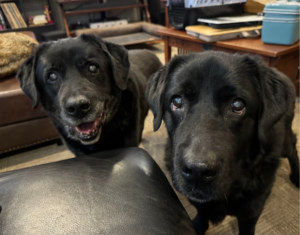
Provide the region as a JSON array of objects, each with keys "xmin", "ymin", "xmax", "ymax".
[{"xmin": 18, "ymin": 34, "xmax": 162, "ymax": 155}]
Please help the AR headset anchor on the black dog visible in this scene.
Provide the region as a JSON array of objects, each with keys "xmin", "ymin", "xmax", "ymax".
[
  {"xmin": 146, "ymin": 51, "xmax": 299, "ymax": 235},
  {"xmin": 18, "ymin": 34, "xmax": 162, "ymax": 155}
]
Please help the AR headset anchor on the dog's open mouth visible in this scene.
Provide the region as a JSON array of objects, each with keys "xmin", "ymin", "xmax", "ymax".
[
  {"xmin": 72, "ymin": 113, "xmax": 105, "ymax": 145},
  {"xmin": 76, "ymin": 118, "xmax": 101, "ymax": 139}
]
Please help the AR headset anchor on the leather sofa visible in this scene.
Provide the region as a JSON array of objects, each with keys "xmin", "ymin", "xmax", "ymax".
[
  {"xmin": 0, "ymin": 31, "xmax": 59, "ymax": 155},
  {"xmin": 0, "ymin": 148, "xmax": 196, "ymax": 235}
]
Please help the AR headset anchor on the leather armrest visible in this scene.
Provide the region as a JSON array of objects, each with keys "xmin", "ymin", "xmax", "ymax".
[{"xmin": 0, "ymin": 148, "xmax": 196, "ymax": 235}]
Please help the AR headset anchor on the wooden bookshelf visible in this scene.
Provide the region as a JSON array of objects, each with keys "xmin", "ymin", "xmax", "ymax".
[
  {"xmin": 1, "ymin": 23, "xmax": 55, "ymax": 32},
  {"xmin": 65, "ymin": 4, "xmax": 147, "ymax": 15},
  {"xmin": 57, "ymin": 0, "xmax": 100, "ymax": 4},
  {"xmin": 0, "ymin": 0, "xmax": 58, "ymax": 41},
  {"xmin": 58, "ymin": 0, "xmax": 151, "ymax": 37}
]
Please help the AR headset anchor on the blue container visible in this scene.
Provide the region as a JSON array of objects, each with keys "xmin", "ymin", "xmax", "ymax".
[{"xmin": 262, "ymin": 2, "xmax": 300, "ymax": 45}]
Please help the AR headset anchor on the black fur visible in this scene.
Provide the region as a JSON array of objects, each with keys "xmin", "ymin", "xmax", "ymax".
[
  {"xmin": 18, "ymin": 35, "xmax": 162, "ymax": 156},
  {"xmin": 146, "ymin": 51, "xmax": 299, "ymax": 235}
]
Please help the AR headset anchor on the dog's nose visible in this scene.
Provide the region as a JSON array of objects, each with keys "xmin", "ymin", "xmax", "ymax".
[
  {"xmin": 65, "ymin": 98, "xmax": 91, "ymax": 118},
  {"xmin": 181, "ymin": 162, "xmax": 217, "ymax": 185}
]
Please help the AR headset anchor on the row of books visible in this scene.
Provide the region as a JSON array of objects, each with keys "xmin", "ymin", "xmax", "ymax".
[{"xmin": 0, "ymin": 3, "xmax": 27, "ymax": 30}]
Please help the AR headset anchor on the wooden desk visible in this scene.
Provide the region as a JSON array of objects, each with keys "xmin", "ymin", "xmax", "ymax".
[{"xmin": 157, "ymin": 28, "xmax": 299, "ymax": 95}]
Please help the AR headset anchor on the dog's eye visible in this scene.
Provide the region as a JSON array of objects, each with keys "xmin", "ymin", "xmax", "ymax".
[
  {"xmin": 89, "ymin": 64, "xmax": 98, "ymax": 73},
  {"xmin": 231, "ymin": 100, "xmax": 245, "ymax": 114},
  {"xmin": 171, "ymin": 96, "xmax": 183, "ymax": 110},
  {"xmin": 48, "ymin": 73, "xmax": 58, "ymax": 83}
]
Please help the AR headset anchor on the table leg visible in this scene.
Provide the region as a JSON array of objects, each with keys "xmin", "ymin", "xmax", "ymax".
[
  {"xmin": 164, "ymin": 37, "xmax": 171, "ymax": 64},
  {"xmin": 164, "ymin": 3, "xmax": 169, "ymax": 28}
]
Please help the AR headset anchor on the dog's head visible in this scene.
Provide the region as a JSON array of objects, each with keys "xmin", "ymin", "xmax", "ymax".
[
  {"xmin": 146, "ymin": 51, "xmax": 294, "ymax": 203},
  {"xmin": 17, "ymin": 35, "xmax": 129, "ymax": 145}
]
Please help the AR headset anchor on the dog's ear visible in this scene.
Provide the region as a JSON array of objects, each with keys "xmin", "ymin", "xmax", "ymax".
[
  {"xmin": 104, "ymin": 41, "xmax": 130, "ymax": 90},
  {"xmin": 146, "ymin": 56, "xmax": 186, "ymax": 131},
  {"xmin": 145, "ymin": 66, "xmax": 169, "ymax": 131},
  {"xmin": 80, "ymin": 34, "xmax": 129, "ymax": 90},
  {"xmin": 17, "ymin": 44, "xmax": 48, "ymax": 108},
  {"xmin": 242, "ymin": 55, "xmax": 295, "ymax": 142}
]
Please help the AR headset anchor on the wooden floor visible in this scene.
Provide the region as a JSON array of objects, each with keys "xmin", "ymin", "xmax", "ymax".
[{"xmin": 0, "ymin": 43, "xmax": 299, "ymax": 234}]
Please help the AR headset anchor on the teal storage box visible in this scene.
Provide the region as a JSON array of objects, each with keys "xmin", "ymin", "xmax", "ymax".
[{"xmin": 262, "ymin": 2, "xmax": 300, "ymax": 45}]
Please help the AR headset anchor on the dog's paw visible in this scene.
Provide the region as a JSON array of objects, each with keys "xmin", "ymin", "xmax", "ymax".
[{"xmin": 290, "ymin": 173, "xmax": 299, "ymax": 188}]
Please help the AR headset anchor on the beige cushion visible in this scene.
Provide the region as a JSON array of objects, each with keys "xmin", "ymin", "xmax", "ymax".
[
  {"xmin": 0, "ymin": 32, "xmax": 38, "ymax": 79},
  {"xmin": 75, "ymin": 22, "xmax": 165, "ymax": 38}
]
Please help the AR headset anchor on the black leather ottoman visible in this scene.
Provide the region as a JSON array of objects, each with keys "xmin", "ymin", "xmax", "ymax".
[{"xmin": 0, "ymin": 148, "xmax": 196, "ymax": 235}]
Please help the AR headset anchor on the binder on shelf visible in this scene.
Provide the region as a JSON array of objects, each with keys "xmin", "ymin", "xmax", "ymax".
[
  {"xmin": 0, "ymin": 9, "xmax": 7, "ymax": 30},
  {"xmin": 7, "ymin": 3, "xmax": 22, "ymax": 28},
  {"xmin": 0, "ymin": 3, "xmax": 16, "ymax": 29},
  {"xmin": 10, "ymin": 3, "xmax": 27, "ymax": 28},
  {"xmin": 0, "ymin": 3, "xmax": 27, "ymax": 29}
]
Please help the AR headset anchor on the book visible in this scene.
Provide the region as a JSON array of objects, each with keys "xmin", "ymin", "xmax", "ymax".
[
  {"xmin": 185, "ymin": 25, "xmax": 262, "ymax": 42},
  {"xmin": 0, "ymin": 4, "xmax": 16, "ymax": 29},
  {"xmin": 2, "ymin": 4, "xmax": 17, "ymax": 28},
  {"xmin": 0, "ymin": 9, "xmax": 7, "ymax": 30},
  {"xmin": 32, "ymin": 15, "xmax": 47, "ymax": 25},
  {"xmin": 10, "ymin": 3, "xmax": 27, "ymax": 28},
  {"xmin": 0, "ymin": 3, "xmax": 27, "ymax": 29},
  {"xmin": 7, "ymin": 3, "xmax": 21, "ymax": 28}
]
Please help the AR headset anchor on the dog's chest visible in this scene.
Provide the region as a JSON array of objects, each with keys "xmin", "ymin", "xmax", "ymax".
[{"xmin": 197, "ymin": 194, "xmax": 259, "ymax": 224}]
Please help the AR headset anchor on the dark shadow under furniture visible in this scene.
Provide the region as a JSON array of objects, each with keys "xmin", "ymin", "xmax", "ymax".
[
  {"xmin": 0, "ymin": 147, "xmax": 197, "ymax": 235},
  {"xmin": 157, "ymin": 28, "xmax": 300, "ymax": 96}
]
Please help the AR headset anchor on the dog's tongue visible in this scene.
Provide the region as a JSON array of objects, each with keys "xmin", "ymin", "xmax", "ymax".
[{"xmin": 77, "ymin": 121, "xmax": 95, "ymax": 133}]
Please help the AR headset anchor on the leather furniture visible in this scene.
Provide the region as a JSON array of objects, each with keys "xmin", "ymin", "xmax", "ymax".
[
  {"xmin": 0, "ymin": 148, "xmax": 196, "ymax": 235},
  {"xmin": 0, "ymin": 31, "xmax": 59, "ymax": 154}
]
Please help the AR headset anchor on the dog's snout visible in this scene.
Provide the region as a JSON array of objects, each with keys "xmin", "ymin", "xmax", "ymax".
[
  {"xmin": 181, "ymin": 161, "xmax": 218, "ymax": 185},
  {"xmin": 65, "ymin": 97, "xmax": 91, "ymax": 118}
]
